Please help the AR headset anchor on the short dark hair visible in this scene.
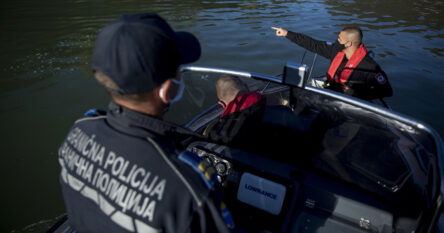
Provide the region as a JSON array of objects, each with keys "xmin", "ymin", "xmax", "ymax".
[
  {"xmin": 216, "ymin": 75, "xmax": 249, "ymax": 101},
  {"xmin": 341, "ymin": 26, "xmax": 363, "ymax": 40}
]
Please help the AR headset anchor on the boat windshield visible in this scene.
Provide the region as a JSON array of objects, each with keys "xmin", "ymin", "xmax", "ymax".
[{"xmin": 164, "ymin": 66, "xmax": 440, "ymax": 198}]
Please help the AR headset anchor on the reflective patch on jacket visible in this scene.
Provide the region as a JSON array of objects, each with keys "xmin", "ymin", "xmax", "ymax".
[
  {"xmin": 375, "ymin": 73, "xmax": 387, "ymax": 84},
  {"xmin": 178, "ymin": 151, "xmax": 218, "ymax": 189},
  {"xmin": 220, "ymin": 202, "xmax": 235, "ymax": 229},
  {"xmin": 84, "ymin": 108, "xmax": 106, "ymax": 117}
]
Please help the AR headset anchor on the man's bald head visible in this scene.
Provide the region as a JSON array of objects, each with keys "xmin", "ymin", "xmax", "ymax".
[
  {"xmin": 216, "ymin": 75, "xmax": 249, "ymax": 105},
  {"xmin": 340, "ymin": 26, "xmax": 363, "ymax": 45}
]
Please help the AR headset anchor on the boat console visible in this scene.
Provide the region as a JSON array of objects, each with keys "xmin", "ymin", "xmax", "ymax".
[
  {"xmin": 187, "ymin": 141, "xmax": 398, "ymax": 232},
  {"xmin": 170, "ymin": 65, "xmax": 444, "ymax": 233}
]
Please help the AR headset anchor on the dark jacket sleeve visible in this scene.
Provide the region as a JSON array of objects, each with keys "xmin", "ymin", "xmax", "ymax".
[
  {"xmin": 174, "ymin": 152, "xmax": 232, "ymax": 233},
  {"xmin": 189, "ymin": 195, "xmax": 232, "ymax": 233},
  {"xmin": 285, "ymin": 31, "xmax": 344, "ymax": 59}
]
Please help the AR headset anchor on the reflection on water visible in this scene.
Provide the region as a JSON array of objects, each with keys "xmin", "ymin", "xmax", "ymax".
[
  {"xmin": 324, "ymin": 0, "xmax": 444, "ymax": 56},
  {"xmin": 325, "ymin": 0, "xmax": 444, "ymax": 30},
  {"xmin": 0, "ymin": 0, "xmax": 443, "ymax": 232}
]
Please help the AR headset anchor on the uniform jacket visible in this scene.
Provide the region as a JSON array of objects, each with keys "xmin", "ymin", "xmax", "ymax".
[
  {"xmin": 286, "ymin": 31, "xmax": 393, "ymax": 100},
  {"xmin": 58, "ymin": 101, "xmax": 230, "ymax": 233}
]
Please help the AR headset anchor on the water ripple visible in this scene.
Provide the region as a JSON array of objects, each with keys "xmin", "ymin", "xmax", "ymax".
[{"xmin": 1, "ymin": 1, "xmax": 444, "ymax": 232}]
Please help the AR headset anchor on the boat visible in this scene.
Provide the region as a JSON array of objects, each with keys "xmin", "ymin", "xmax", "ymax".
[{"xmin": 49, "ymin": 62, "xmax": 444, "ymax": 233}]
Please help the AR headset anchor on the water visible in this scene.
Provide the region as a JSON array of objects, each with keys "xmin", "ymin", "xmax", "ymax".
[{"xmin": 1, "ymin": 0, "xmax": 443, "ymax": 232}]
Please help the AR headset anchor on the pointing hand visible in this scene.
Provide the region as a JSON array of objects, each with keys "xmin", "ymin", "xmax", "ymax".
[{"xmin": 271, "ymin": 27, "xmax": 288, "ymax": 37}]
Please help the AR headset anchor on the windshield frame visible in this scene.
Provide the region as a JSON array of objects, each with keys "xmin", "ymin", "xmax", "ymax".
[{"xmin": 179, "ymin": 64, "xmax": 444, "ymax": 190}]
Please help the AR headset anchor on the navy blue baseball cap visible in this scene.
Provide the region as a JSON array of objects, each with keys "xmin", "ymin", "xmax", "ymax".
[{"xmin": 92, "ymin": 13, "xmax": 201, "ymax": 95}]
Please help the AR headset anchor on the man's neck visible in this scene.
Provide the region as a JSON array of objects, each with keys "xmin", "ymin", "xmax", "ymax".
[
  {"xmin": 113, "ymin": 99, "xmax": 164, "ymax": 119},
  {"xmin": 344, "ymin": 46, "xmax": 358, "ymax": 59}
]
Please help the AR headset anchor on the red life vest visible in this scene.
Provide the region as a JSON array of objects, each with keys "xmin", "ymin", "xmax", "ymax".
[
  {"xmin": 221, "ymin": 92, "xmax": 265, "ymax": 117},
  {"xmin": 327, "ymin": 44, "xmax": 368, "ymax": 84}
]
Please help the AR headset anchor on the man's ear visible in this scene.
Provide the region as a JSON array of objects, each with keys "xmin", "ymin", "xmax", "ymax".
[
  {"xmin": 347, "ymin": 41, "xmax": 353, "ymax": 48},
  {"xmin": 159, "ymin": 79, "xmax": 172, "ymax": 104}
]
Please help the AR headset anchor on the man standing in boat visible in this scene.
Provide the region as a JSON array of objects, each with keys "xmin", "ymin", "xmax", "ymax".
[
  {"xmin": 272, "ymin": 26, "xmax": 392, "ymax": 101},
  {"xmin": 57, "ymin": 13, "xmax": 232, "ymax": 233}
]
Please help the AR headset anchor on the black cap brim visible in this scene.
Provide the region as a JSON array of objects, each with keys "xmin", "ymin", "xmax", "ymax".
[{"xmin": 175, "ymin": 31, "xmax": 201, "ymax": 64}]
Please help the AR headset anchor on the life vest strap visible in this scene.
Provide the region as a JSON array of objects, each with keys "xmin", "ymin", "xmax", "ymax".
[{"xmin": 327, "ymin": 44, "xmax": 368, "ymax": 84}]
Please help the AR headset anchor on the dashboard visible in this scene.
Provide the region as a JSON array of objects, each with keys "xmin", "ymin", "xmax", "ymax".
[{"xmin": 187, "ymin": 141, "xmax": 416, "ymax": 233}]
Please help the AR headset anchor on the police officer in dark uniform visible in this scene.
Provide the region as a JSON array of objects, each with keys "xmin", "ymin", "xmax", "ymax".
[
  {"xmin": 58, "ymin": 13, "xmax": 232, "ymax": 233},
  {"xmin": 272, "ymin": 26, "xmax": 393, "ymax": 101}
]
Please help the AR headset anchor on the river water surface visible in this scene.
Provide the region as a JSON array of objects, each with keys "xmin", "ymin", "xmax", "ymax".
[{"xmin": 1, "ymin": 0, "xmax": 443, "ymax": 232}]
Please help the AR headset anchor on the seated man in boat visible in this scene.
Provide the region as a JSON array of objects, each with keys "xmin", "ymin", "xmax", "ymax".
[
  {"xmin": 216, "ymin": 75, "xmax": 265, "ymax": 117},
  {"xmin": 206, "ymin": 75, "xmax": 319, "ymax": 162},
  {"xmin": 272, "ymin": 26, "xmax": 393, "ymax": 101},
  {"xmin": 57, "ymin": 13, "xmax": 232, "ymax": 233},
  {"xmin": 205, "ymin": 75, "xmax": 266, "ymax": 146}
]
